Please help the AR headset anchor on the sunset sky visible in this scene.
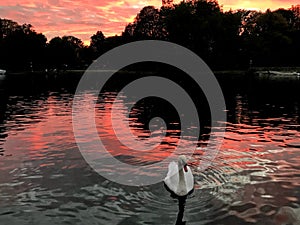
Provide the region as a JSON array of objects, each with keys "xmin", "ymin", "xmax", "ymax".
[{"xmin": 0, "ymin": 0, "xmax": 299, "ymax": 45}]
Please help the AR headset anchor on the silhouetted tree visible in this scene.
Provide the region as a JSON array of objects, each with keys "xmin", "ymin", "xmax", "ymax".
[
  {"xmin": 162, "ymin": 0, "xmax": 174, "ymax": 8},
  {"xmin": 0, "ymin": 20, "xmax": 47, "ymax": 71},
  {"xmin": 0, "ymin": 19, "xmax": 20, "ymax": 40},
  {"xmin": 164, "ymin": 0, "xmax": 228, "ymax": 68},
  {"xmin": 291, "ymin": 5, "xmax": 300, "ymax": 29},
  {"xmin": 288, "ymin": 5, "xmax": 300, "ymax": 65},
  {"xmin": 123, "ymin": 6, "xmax": 168, "ymax": 40},
  {"xmin": 164, "ymin": 2, "xmax": 196, "ymax": 48},
  {"xmin": 47, "ymin": 35, "xmax": 84, "ymax": 69},
  {"xmin": 102, "ymin": 35, "xmax": 124, "ymax": 52},
  {"xmin": 79, "ymin": 46, "xmax": 94, "ymax": 66},
  {"xmin": 249, "ymin": 10, "xmax": 291, "ymax": 66},
  {"xmin": 90, "ymin": 31, "xmax": 105, "ymax": 57},
  {"xmin": 212, "ymin": 10, "xmax": 243, "ymax": 69}
]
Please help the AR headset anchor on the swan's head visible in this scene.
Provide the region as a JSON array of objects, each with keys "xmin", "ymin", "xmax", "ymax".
[
  {"xmin": 178, "ymin": 155, "xmax": 188, "ymax": 172},
  {"xmin": 274, "ymin": 206, "xmax": 297, "ymax": 224}
]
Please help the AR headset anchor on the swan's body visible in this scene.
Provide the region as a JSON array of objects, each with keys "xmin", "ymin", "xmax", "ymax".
[
  {"xmin": 275, "ymin": 206, "xmax": 300, "ymax": 225},
  {"xmin": 164, "ymin": 155, "xmax": 194, "ymax": 197}
]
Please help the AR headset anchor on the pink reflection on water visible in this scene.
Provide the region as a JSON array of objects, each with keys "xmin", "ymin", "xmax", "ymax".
[{"xmin": 95, "ymin": 92, "xmax": 181, "ymax": 165}]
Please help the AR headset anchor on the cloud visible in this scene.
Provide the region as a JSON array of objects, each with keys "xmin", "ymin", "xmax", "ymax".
[
  {"xmin": 0, "ymin": 0, "xmax": 158, "ymax": 44},
  {"xmin": 221, "ymin": 0, "xmax": 299, "ymax": 11},
  {"xmin": 0, "ymin": 0, "xmax": 298, "ymax": 45}
]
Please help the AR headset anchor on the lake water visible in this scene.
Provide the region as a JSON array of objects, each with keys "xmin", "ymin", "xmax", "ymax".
[{"xmin": 0, "ymin": 72, "xmax": 300, "ymax": 225}]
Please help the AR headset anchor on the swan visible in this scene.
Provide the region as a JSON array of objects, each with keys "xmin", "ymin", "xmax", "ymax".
[
  {"xmin": 164, "ymin": 155, "xmax": 194, "ymax": 197},
  {"xmin": 275, "ymin": 206, "xmax": 300, "ymax": 225}
]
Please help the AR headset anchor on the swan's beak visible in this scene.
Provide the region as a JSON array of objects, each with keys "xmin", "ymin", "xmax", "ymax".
[{"xmin": 184, "ymin": 164, "xmax": 188, "ymax": 172}]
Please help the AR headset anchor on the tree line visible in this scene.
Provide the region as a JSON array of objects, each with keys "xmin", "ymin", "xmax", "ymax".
[{"xmin": 0, "ymin": 0, "xmax": 299, "ymax": 71}]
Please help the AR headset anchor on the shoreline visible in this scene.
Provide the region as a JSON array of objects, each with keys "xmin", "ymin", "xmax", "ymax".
[{"xmin": 3, "ymin": 67, "xmax": 300, "ymax": 81}]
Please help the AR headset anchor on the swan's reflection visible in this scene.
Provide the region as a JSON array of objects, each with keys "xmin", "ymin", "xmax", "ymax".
[
  {"xmin": 164, "ymin": 181, "xmax": 193, "ymax": 225},
  {"xmin": 175, "ymin": 196, "xmax": 187, "ymax": 225}
]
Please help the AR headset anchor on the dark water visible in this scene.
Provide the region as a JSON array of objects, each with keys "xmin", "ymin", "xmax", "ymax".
[{"xmin": 0, "ymin": 72, "xmax": 300, "ymax": 225}]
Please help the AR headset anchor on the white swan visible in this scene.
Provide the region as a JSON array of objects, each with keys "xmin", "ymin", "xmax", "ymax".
[
  {"xmin": 164, "ymin": 155, "xmax": 194, "ymax": 197},
  {"xmin": 275, "ymin": 206, "xmax": 300, "ymax": 225}
]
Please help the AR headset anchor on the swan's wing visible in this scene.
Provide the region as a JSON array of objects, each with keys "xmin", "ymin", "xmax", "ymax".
[
  {"xmin": 185, "ymin": 166, "xmax": 194, "ymax": 193},
  {"xmin": 164, "ymin": 161, "xmax": 179, "ymax": 192},
  {"xmin": 166, "ymin": 161, "xmax": 178, "ymax": 177}
]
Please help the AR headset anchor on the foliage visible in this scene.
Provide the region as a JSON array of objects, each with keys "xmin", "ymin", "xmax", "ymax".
[
  {"xmin": 121, "ymin": 0, "xmax": 300, "ymax": 69},
  {"xmin": 90, "ymin": 31, "xmax": 105, "ymax": 57},
  {"xmin": 123, "ymin": 6, "xmax": 168, "ymax": 40},
  {"xmin": 47, "ymin": 36, "xmax": 84, "ymax": 69},
  {"xmin": 0, "ymin": 19, "xmax": 47, "ymax": 71}
]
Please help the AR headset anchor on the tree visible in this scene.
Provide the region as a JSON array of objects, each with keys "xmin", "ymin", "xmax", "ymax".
[
  {"xmin": 123, "ymin": 6, "xmax": 168, "ymax": 40},
  {"xmin": 291, "ymin": 5, "xmax": 300, "ymax": 28},
  {"xmin": 194, "ymin": 0, "xmax": 221, "ymax": 16},
  {"xmin": 213, "ymin": 10, "xmax": 243, "ymax": 69},
  {"xmin": 0, "ymin": 20, "xmax": 47, "ymax": 71},
  {"xmin": 90, "ymin": 31, "xmax": 105, "ymax": 57},
  {"xmin": 164, "ymin": 0, "xmax": 229, "ymax": 68},
  {"xmin": 0, "ymin": 18, "xmax": 20, "ymax": 40},
  {"xmin": 162, "ymin": 0, "xmax": 173, "ymax": 8},
  {"xmin": 47, "ymin": 35, "xmax": 84, "ymax": 69},
  {"xmin": 288, "ymin": 5, "xmax": 300, "ymax": 65},
  {"xmin": 239, "ymin": 10, "xmax": 262, "ymax": 36},
  {"xmin": 243, "ymin": 10, "xmax": 292, "ymax": 66},
  {"xmin": 164, "ymin": 2, "xmax": 196, "ymax": 48}
]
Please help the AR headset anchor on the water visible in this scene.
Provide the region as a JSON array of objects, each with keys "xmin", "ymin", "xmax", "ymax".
[{"xmin": 0, "ymin": 73, "xmax": 300, "ymax": 224}]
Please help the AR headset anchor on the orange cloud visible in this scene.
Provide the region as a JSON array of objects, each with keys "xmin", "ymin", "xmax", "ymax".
[
  {"xmin": 0, "ymin": 0, "xmax": 298, "ymax": 45},
  {"xmin": 221, "ymin": 0, "xmax": 299, "ymax": 11}
]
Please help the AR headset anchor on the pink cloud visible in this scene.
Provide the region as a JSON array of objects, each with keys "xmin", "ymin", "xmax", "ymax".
[{"xmin": 0, "ymin": 0, "xmax": 157, "ymax": 44}]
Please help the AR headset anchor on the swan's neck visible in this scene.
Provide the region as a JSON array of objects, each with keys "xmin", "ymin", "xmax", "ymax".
[{"xmin": 177, "ymin": 165, "xmax": 187, "ymax": 195}]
